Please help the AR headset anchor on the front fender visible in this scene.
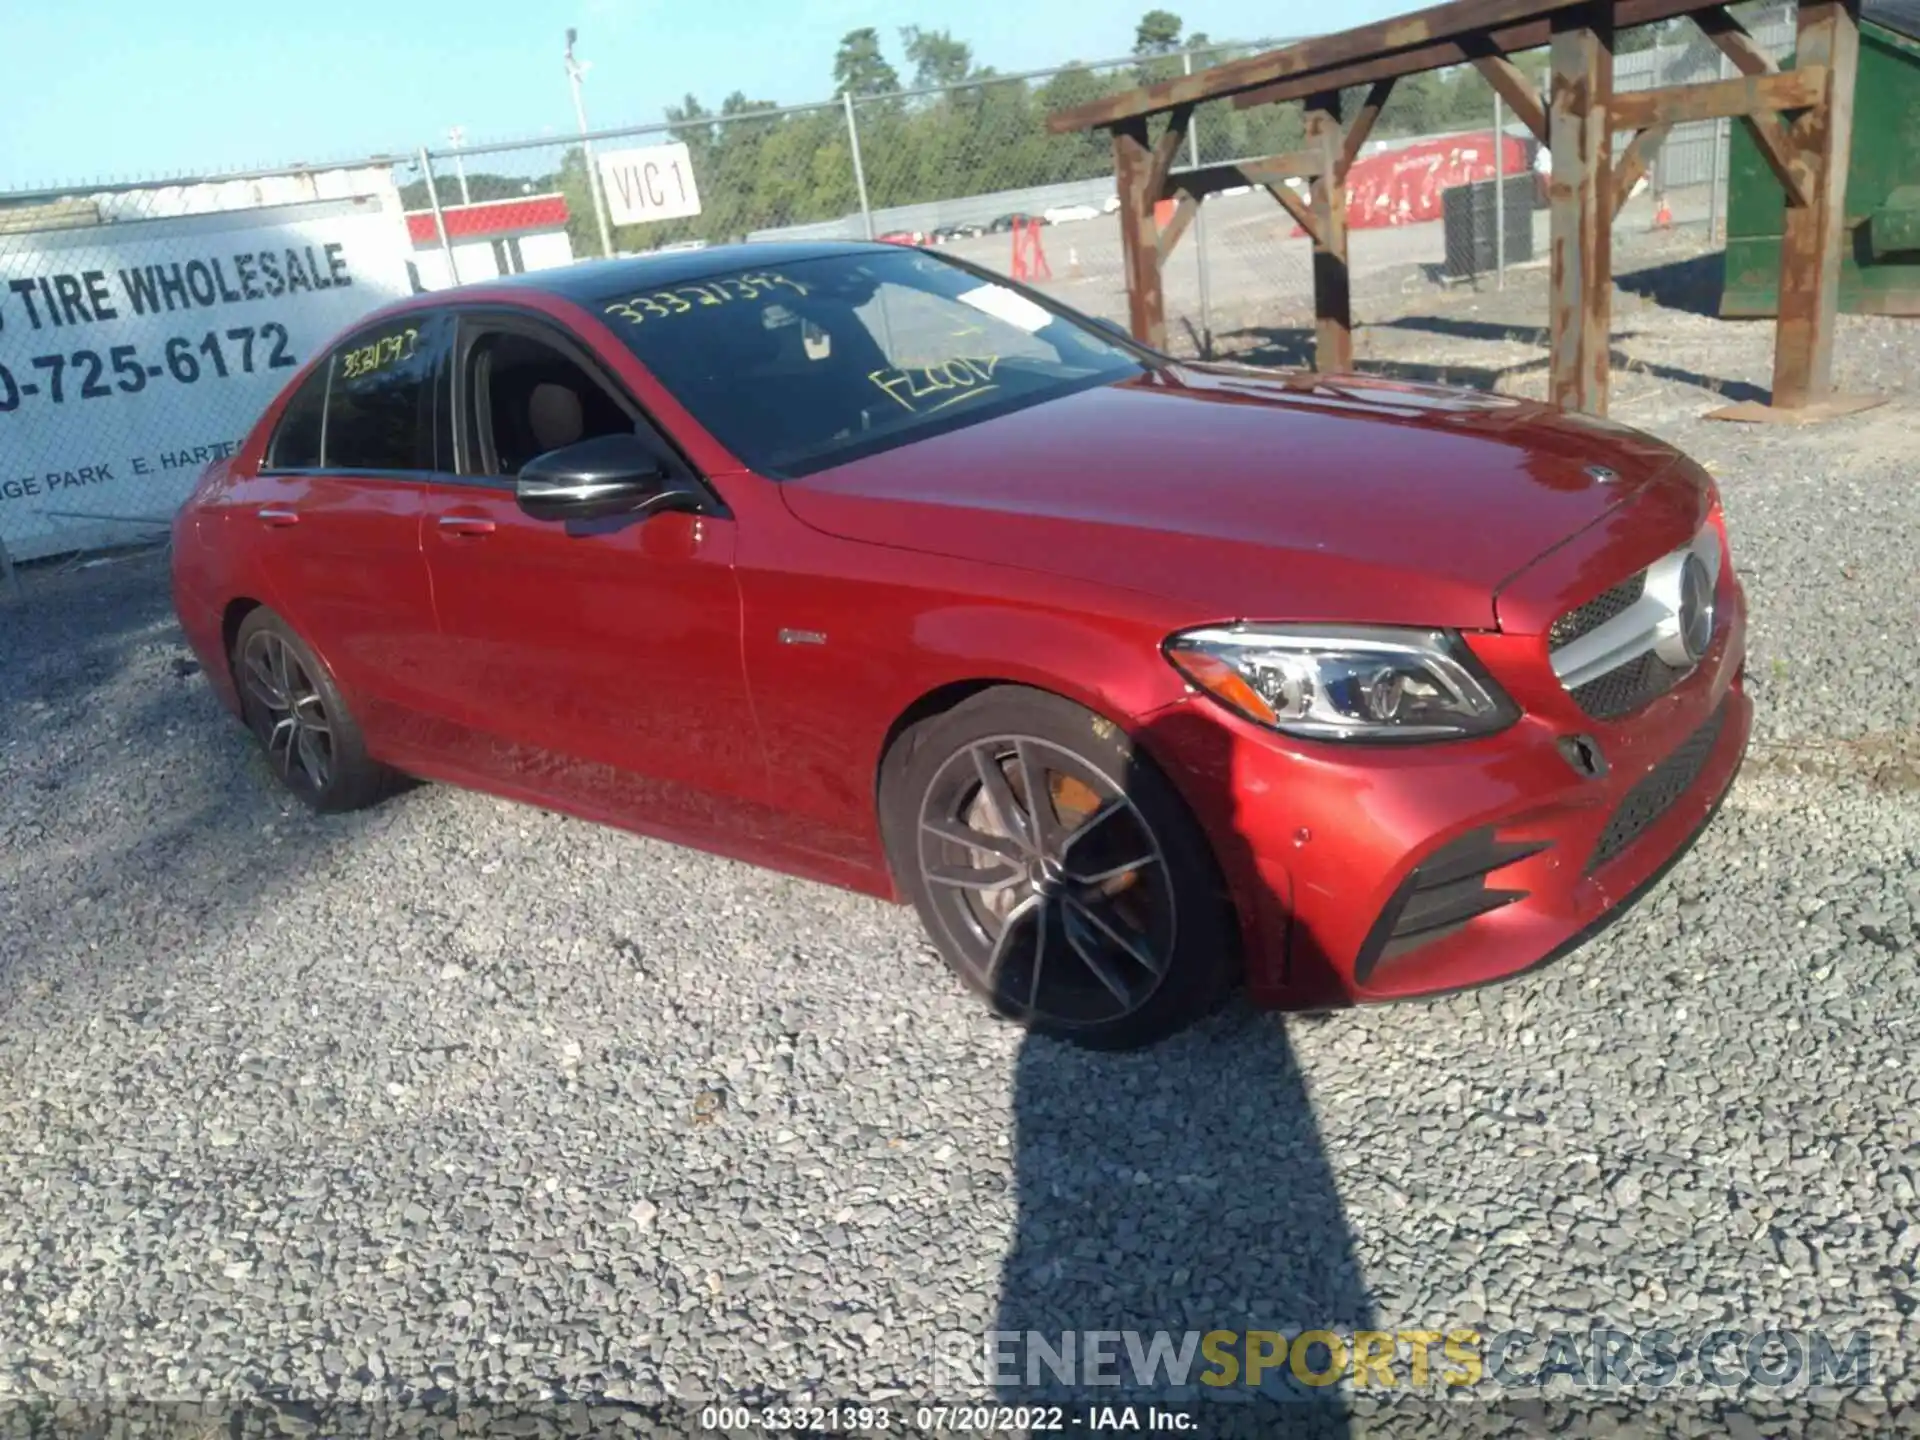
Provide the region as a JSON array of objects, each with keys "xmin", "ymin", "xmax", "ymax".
[
  {"xmin": 901, "ymin": 603, "xmax": 1186, "ymax": 726},
  {"xmin": 740, "ymin": 553, "xmax": 1188, "ymax": 881}
]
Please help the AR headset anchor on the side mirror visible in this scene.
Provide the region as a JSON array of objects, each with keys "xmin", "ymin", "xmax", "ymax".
[{"xmin": 515, "ymin": 433, "xmax": 696, "ymax": 523}]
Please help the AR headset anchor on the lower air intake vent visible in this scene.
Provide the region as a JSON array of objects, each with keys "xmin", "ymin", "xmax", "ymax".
[
  {"xmin": 1355, "ymin": 828, "xmax": 1548, "ymax": 984},
  {"xmin": 1588, "ymin": 701, "xmax": 1729, "ymax": 873}
]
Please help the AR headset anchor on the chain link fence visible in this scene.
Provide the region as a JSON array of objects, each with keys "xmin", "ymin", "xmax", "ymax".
[
  {"xmin": 0, "ymin": 8, "xmax": 1794, "ymax": 573},
  {"xmin": 1614, "ymin": 5, "xmax": 1800, "ymax": 242}
]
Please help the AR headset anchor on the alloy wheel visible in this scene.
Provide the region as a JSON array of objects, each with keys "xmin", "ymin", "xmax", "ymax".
[
  {"xmin": 240, "ymin": 630, "xmax": 334, "ymax": 793},
  {"xmin": 915, "ymin": 735, "xmax": 1176, "ymax": 1028}
]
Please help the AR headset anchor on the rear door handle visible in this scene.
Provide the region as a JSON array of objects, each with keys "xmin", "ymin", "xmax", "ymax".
[
  {"xmin": 256, "ymin": 507, "xmax": 300, "ymax": 527},
  {"xmin": 437, "ymin": 513, "xmax": 496, "ymax": 537}
]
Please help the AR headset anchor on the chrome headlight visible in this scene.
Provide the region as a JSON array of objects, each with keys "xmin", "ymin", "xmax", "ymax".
[{"xmin": 1164, "ymin": 625, "xmax": 1518, "ymax": 742}]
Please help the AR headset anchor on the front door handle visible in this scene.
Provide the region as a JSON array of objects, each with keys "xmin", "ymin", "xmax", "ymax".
[
  {"xmin": 256, "ymin": 507, "xmax": 300, "ymax": 527},
  {"xmin": 437, "ymin": 514, "xmax": 496, "ymax": 537}
]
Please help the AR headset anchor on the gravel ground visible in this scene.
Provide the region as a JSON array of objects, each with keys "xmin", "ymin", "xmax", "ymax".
[{"xmin": 1, "ymin": 288, "xmax": 1917, "ymax": 1438}]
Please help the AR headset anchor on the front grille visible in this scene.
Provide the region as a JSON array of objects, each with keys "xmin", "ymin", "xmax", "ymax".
[
  {"xmin": 1549, "ymin": 573, "xmax": 1647, "ymax": 650},
  {"xmin": 1570, "ymin": 651, "xmax": 1691, "ymax": 720},
  {"xmin": 1355, "ymin": 828, "xmax": 1549, "ymax": 983},
  {"xmin": 1588, "ymin": 701, "xmax": 1729, "ymax": 873}
]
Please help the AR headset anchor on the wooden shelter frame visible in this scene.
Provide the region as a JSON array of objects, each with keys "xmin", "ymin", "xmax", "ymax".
[{"xmin": 1048, "ymin": 0, "xmax": 1868, "ymax": 419}]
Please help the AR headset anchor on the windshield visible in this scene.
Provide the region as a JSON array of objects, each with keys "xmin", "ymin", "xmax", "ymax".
[{"xmin": 590, "ymin": 248, "xmax": 1150, "ymax": 477}]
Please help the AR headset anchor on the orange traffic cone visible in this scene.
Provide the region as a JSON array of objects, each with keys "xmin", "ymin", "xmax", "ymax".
[{"xmin": 1652, "ymin": 194, "xmax": 1672, "ymax": 229}]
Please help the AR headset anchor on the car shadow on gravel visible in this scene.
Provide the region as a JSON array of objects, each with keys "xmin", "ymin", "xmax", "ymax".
[
  {"xmin": 996, "ymin": 1020, "xmax": 1372, "ymax": 1435},
  {"xmin": 0, "ymin": 549, "xmax": 176, "ymax": 740},
  {"xmin": 992, "ymin": 709, "xmax": 1374, "ymax": 1436},
  {"xmin": 0, "ymin": 554, "xmax": 392, "ymax": 1008}
]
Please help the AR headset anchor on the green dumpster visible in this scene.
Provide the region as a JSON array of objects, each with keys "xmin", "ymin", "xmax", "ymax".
[{"xmin": 1722, "ymin": 0, "xmax": 1920, "ymax": 317}]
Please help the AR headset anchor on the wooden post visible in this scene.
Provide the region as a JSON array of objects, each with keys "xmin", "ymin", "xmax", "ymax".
[
  {"xmin": 1304, "ymin": 91, "xmax": 1352, "ymax": 373},
  {"xmin": 1547, "ymin": 5, "xmax": 1613, "ymax": 415},
  {"xmin": 1772, "ymin": 0, "xmax": 1859, "ymax": 409},
  {"xmin": 1111, "ymin": 118, "xmax": 1167, "ymax": 348}
]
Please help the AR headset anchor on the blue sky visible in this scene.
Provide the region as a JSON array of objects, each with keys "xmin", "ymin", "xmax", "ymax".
[{"xmin": 0, "ymin": 1, "xmax": 1410, "ymax": 191}]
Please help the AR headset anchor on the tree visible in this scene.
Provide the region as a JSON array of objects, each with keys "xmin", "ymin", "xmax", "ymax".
[
  {"xmin": 1132, "ymin": 9, "xmax": 1185, "ymax": 86},
  {"xmin": 664, "ymin": 92, "xmax": 710, "ymax": 130},
  {"xmin": 900, "ymin": 26, "xmax": 972, "ymax": 90},
  {"xmin": 397, "ymin": 172, "xmax": 535, "ymax": 209},
  {"xmin": 1034, "ymin": 64, "xmax": 1129, "ymax": 181},
  {"xmin": 612, "ymin": 18, "xmax": 1346, "ymax": 249},
  {"xmin": 553, "ymin": 147, "xmax": 605, "ymax": 257},
  {"xmin": 833, "ymin": 28, "xmax": 900, "ymax": 97},
  {"xmin": 1617, "ymin": 17, "xmax": 1684, "ymax": 53},
  {"xmin": 1370, "ymin": 64, "xmax": 1505, "ymax": 139},
  {"xmin": 1133, "ymin": 9, "xmax": 1183, "ymax": 55}
]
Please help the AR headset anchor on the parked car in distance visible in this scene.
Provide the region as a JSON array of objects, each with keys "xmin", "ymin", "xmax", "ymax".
[
  {"xmin": 173, "ymin": 241, "xmax": 1751, "ymax": 1050},
  {"xmin": 929, "ymin": 223, "xmax": 985, "ymax": 243},
  {"xmin": 987, "ymin": 212, "xmax": 1045, "ymax": 233},
  {"xmin": 876, "ymin": 230, "xmax": 924, "ymax": 245},
  {"xmin": 1042, "ymin": 202, "xmax": 1102, "ymax": 224},
  {"xmin": 1102, "ymin": 194, "xmax": 1121, "ymax": 213}
]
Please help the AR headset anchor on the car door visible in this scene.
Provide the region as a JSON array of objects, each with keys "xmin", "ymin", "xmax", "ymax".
[
  {"xmin": 412, "ymin": 307, "xmax": 767, "ymax": 839},
  {"xmin": 223, "ymin": 312, "xmax": 450, "ymax": 752}
]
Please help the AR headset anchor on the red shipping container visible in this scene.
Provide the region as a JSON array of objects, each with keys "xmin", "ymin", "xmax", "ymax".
[{"xmin": 1287, "ymin": 131, "xmax": 1531, "ymax": 236}]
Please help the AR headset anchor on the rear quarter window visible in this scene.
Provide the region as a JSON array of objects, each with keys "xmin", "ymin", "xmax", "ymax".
[{"xmin": 266, "ymin": 366, "xmax": 327, "ymax": 469}]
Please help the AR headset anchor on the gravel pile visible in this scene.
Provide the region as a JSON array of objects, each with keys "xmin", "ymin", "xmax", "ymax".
[{"xmin": 1, "ymin": 352, "xmax": 1916, "ymax": 1437}]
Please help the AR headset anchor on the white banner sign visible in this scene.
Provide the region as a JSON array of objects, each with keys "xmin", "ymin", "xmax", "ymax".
[
  {"xmin": 599, "ymin": 143, "xmax": 703, "ymax": 227},
  {"xmin": 0, "ymin": 196, "xmax": 413, "ymax": 561}
]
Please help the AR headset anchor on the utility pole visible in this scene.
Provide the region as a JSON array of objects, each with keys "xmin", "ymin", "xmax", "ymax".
[
  {"xmin": 1493, "ymin": 94, "xmax": 1506, "ymax": 289},
  {"xmin": 448, "ymin": 126, "xmax": 472, "ymax": 206},
  {"xmin": 1182, "ymin": 48, "xmax": 1213, "ymax": 354},
  {"xmin": 565, "ymin": 27, "xmax": 616, "ymax": 257}
]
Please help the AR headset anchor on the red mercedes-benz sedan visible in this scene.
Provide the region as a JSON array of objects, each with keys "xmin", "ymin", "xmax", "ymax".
[{"xmin": 171, "ymin": 241, "xmax": 1749, "ymax": 1049}]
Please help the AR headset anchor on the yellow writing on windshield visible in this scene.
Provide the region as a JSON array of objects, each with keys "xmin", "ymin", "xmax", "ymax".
[
  {"xmin": 869, "ymin": 355, "xmax": 1000, "ymax": 413},
  {"xmin": 602, "ymin": 271, "xmax": 809, "ymax": 326}
]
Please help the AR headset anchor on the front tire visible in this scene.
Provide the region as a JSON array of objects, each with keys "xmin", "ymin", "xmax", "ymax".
[
  {"xmin": 232, "ymin": 608, "xmax": 396, "ymax": 813},
  {"xmin": 881, "ymin": 686, "xmax": 1238, "ymax": 1050}
]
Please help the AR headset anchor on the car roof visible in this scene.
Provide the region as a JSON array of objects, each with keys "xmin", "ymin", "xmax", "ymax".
[{"xmin": 482, "ymin": 240, "xmax": 898, "ymax": 302}]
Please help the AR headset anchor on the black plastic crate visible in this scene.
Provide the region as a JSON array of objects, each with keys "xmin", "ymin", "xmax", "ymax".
[{"xmin": 1442, "ymin": 174, "xmax": 1536, "ymax": 281}]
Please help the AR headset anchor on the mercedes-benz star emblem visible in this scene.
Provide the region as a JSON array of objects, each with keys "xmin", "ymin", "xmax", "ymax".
[{"xmin": 1676, "ymin": 552, "xmax": 1715, "ymax": 661}]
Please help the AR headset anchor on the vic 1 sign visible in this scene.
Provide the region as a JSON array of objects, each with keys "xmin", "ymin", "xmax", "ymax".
[
  {"xmin": 0, "ymin": 195, "xmax": 413, "ymax": 561},
  {"xmin": 599, "ymin": 143, "xmax": 703, "ymax": 226}
]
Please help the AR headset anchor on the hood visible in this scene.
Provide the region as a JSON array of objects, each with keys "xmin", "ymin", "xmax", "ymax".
[{"xmin": 781, "ymin": 363, "xmax": 1694, "ymax": 630}]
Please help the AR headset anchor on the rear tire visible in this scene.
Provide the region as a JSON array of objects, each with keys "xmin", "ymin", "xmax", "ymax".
[
  {"xmin": 881, "ymin": 686, "xmax": 1238, "ymax": 1050},
  {"xmin": 231, "ymin": 608, "xmax": 396, "ymax": 813}
]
